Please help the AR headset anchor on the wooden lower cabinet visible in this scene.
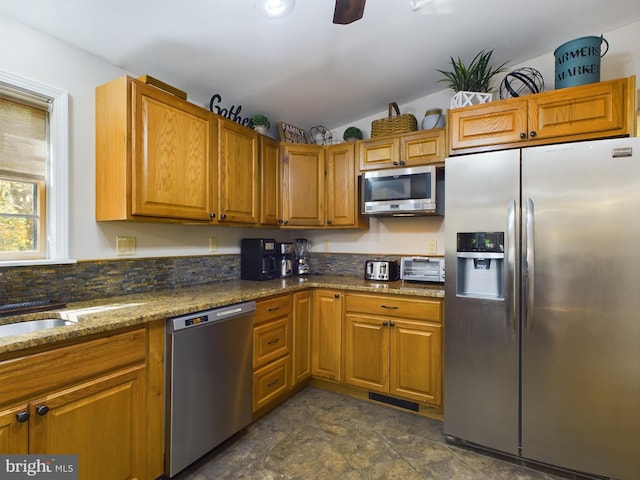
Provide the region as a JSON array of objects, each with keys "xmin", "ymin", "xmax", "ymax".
[
  {"xmin": 292, "ymin": 290, "xmax": 312, "ymax": 384},
  {"xmin": 252, "ymin": 294, "xmax": 292, "ymax": 413},
  {"xmin": 0, "ymin": 326, "xmax": 163, "ymax": 480},
  {"xmin": 311, "ymin": 289, "xmax": 343, "ymax": 382},
  {"xmin": 344, "ymin": 293, "xmax": 443, "ymax": 407}
]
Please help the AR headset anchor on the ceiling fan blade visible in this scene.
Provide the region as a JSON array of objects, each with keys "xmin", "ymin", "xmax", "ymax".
[{"xmin": 333, "ymin": 0, "xmax": 365, "ymax": 24}]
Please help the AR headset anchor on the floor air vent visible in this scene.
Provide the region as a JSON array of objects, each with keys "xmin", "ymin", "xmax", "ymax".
[{"xmin": 368, "ymin": 392, "xmax": 419, "ymax": 412}]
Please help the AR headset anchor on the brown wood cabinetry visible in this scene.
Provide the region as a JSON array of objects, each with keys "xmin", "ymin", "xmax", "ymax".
[
  {"xmin": 253, "ymin": 295, "xmax": 292, "ymax": 413},
  {"xmin": 259, "ymin": 135, "xmax": 281, "ymax": 226},
  {"xmin": 344, "ymin": 293, "xmax": 443, "ymax": 406},
  {"xmin": 280, "ymin": 144, "xmax": 325, "ymax": 227},
  {"xmin": 0, "ymin": 326, "xmax": 164, "ymax": 480},
  {"xmin": 292, "ymin": 290, "xmax": 312, "ymax": 384},
  {"xmin": 217, "ymin": 118, "xmax": 259, "ymax": 225},
  {"xmin": 311, "ymin": 289, "xmax": 343, "ymax": 382},
  {"xmin": 448, "ymin": 76, "xmax": 636, "ymax": 155},
  {"xmin": 96, "ymin": 75, "xmax": 217, "ymax": 223},
  {"xmin": 325, "ymin": 142, "xmax": 367, "ymax": 228},
  {"xmin": 359, "ymin": 128, "xmax": 446, "ymax": 171}
]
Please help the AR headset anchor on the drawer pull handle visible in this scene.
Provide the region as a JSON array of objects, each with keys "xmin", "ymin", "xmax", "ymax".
[
  {"xmin": 268, "ymin": 307, "xmax": 280, "ymax": 312},
  {"xmin": 36, "ymin": 405, "xmax": 49, "ymax": 416},
  {"xmin": 267, "ymin": 338, "xmax": 280, "ymax": 345},
  {"xmin": 16, "ymin": 411, "xmax": 30, "ymax": 423},
  {"xmin": 381, "ymin": 305, "xmax": 399, "ymax": 310},
  {"xmin": 267, "ymin": 378, "xmax": 280, "ymax": 387}
]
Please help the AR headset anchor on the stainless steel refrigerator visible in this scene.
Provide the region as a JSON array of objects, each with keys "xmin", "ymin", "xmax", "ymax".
[{"xmin": 443, "ymin": 137, "xmax": 640, "ymax": 479}]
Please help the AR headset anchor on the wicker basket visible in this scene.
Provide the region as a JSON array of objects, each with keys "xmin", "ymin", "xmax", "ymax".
[{"xmin": 371, "ymin": 102, "xmax": 418, "ymax": 137}]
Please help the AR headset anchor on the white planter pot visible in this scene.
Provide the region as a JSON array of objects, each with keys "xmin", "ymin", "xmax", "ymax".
[
  {"xmin": 451, "ymin": 91, "xmax": 492, "ymax": 109},
  {"xmin": 254, "ymin": 125, "xmax": 268, "ymax": 135}
]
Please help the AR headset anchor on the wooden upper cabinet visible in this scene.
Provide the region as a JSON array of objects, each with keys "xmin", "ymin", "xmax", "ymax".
[
  {"xmin": 217, "ymin": 118, "xmax": 259, "ymax": 225},
  {"xmin": 359, "ymin": 129, "xmax": 446, "ymax": 170},
  {"xmin": 96, "ymin": 76, "xmax": 216, "ymax": 222},
  {"xmin": 448, "ymin": 75, "xmax": 636, "ymax": 155},
  {"xmin": 280, "ymin": 144, "xmax": 325, "ymax": 227},
  {"xmin": 260, "ymin": 136, "xmax": 281, "ymax": 226},
  {"xmin": 325, "ymin": 142, "xmax": 357, "ymax": 228}
]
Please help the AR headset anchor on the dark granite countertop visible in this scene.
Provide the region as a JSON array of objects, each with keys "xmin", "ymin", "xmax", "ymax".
[{"xmin": 0, "ymin": 275, "xmax": 444, "ymax": 356}]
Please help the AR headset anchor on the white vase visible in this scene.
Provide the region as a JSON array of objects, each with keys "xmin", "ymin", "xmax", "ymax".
[
  {"xmin": 450, "ymin": 91, "xmax": 492, "ymax": 109},
  {"xmin": 254, "ymin": 125, "xmax": 268, "ymax": 135}
]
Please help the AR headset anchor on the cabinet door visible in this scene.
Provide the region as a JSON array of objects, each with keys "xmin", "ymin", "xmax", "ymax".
[
  {"xmin": 325, "ymin": 143, "xmax": 357, "ymax": 227},
  {"xmin": 344, "ymin": 313, "xmax": 388, "ymax": 392},
  {"xmin": 292, "ymin": 291, "xmax": 312, "ymax": 384},
  {"xmin": 29, "ymin": 365, "xmax": 146, "ymax": 480},
  {"xmin": 312, "ymin": 290, "xmax": 343, "ymax": 381},
  {"xmin": 529, "ymin": 77, "xmax": 631, "ymax": 141},
  {"xmin": 132, "ymin": 81, "xmax": 216, "ymax": 221},
  {"xmin": 281, "ymin": 144, "xmax": 324, "ymax": 226},
  {"xmin": 448, "ymin": 98, "xmax": 528, "ymax": 151},
  {"xmin": 218, "ymin": 118, "xmax": 259, "ymax": 225},
  {"xmin": 260, "ymin": 136, "xmax": 281, "ymax": 226},
  {"xmin": 0, "ymin": 404, "xmax": 29, "ymax": 453},
  {"xmin": 400, "ymin": 129, "xmax": 446, "ymax": 166},
  {"xmin": 390, "ymin": 320, "xmax": 442, "ymax": 406},
  {"xmin": 359, "ymin": 136, "xmax": 400, "ymax": 170}
]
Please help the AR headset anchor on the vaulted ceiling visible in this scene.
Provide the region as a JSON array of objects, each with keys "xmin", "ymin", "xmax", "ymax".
[{"xmin": 1, "ymin": 0, "xmax": 639, "ymax": 131}]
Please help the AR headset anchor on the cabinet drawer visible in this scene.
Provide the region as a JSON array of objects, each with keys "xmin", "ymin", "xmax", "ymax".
[
  {"xmin": 0, "ymin": 329, "xmax": 146, "ymax": 407},
  {"xmin": 253, "ymin": 355, "xmax": 290, "ymax": 411},
  {"xmin": 345, "ymin": 294, "xmax": 442, "ymax": 323},
  {"xmin": 253, "ymin": 317, "xmax": 290, "ymax": 368},
  {"xmin": 255, "ymin": 295, "xmax": 291, "ymax": 324}
]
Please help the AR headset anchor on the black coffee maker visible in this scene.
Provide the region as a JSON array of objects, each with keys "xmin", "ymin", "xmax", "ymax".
[{"xmin": 241, "ymin": 238, "xmax": 278, "ymax": 280}]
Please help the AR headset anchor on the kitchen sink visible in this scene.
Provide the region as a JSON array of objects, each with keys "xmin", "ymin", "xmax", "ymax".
[{"xmin": 0, "ymin": 318, "xmax": 76, "ymax": 338}]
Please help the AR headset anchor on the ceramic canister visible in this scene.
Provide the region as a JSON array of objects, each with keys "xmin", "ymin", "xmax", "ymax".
[{"xmin": 421, "ymin": 108, "xmax": 445, "ymax": 130}]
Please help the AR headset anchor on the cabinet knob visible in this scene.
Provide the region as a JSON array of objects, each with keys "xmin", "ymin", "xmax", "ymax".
[
  {"xmin": 283, "ymin": 219, "xmax": 289, "ymax": 225},
  {"xmin": 392, "ymin": 161, "xmax": 399, "ymax": 166},
  {"xmin": 327, "ymin": 219, "xmax": 332, "ymax": 225},
  {"xmin": 399, "ymin": 161, "xmax": 405, "ymax": 165},
  {"xmin": 519, "ymin": 132, "xmax": 526, "ymax": 139},
  {"xmin": 209, "ymin": 212, "xmax": 216, "ymax": 219},
  {"xmin": 16, "ymin": 411, "xmax": 30, "ymax": 423},
  {"xmin": 220, "ymin": 214, "xmax": 227, "ymax": 220},
  {"xmin": 390, "ymin": 321, "xmax": 396, "ymax": 327},
  {"xmin": 35, "ymin": 405, "xmax": 49, "ymax": 416},
  {"xmin": 529, "ymin": 131, "xmax": 537, "ymax": 138},
  {"xmin": 334, "ymin": 293, "xmax": 340, "ymax": 299},
  {"xmin": 383, "ymin": 321, "xmax": 389, "ymax": 326}
]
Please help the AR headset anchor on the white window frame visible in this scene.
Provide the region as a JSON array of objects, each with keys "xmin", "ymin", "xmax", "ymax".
[{"xmin": 0, "ymin": 70, "xmax": 74, "ymax": 266}]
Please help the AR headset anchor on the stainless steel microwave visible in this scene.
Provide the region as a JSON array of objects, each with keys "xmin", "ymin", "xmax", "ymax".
[{"xmin": 361, "ymin": 165, "xmax": 444, "ymax": 216}]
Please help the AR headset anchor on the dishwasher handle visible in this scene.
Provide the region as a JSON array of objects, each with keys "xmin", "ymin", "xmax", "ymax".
[{"xmin": 168, "ymin": 301, "xmax": 256, "ymax": 333}]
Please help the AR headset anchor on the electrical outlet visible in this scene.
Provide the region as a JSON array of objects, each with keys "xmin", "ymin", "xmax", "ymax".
[
  {"xmin": 427, "ymin": 239, "xmax": 437, "ymax": 254},
  {"xmin": 323, "ymin": 240, "xmax": 330, "ymax": 252},
  {"xmin": 116, "ymin": 236, "xmax": 136, "ymax": 256},
  {"xmin": 209, "ymin": 237, "xmax": 217, "ymax": 252}
]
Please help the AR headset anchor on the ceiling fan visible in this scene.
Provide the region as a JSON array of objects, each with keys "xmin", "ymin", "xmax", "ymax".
[{"xmin": 333, "ymin": 0, "xmax": 366, "ymax": 24}]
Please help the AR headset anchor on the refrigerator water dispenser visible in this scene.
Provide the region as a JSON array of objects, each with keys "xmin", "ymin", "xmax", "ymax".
[{"xmin": 456, "ymin": 232, "xmax": 505, "ymax": 299}]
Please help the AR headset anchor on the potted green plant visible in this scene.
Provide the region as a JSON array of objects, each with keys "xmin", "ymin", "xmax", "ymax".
[
  {"xmin": 436, "ymin": 49, "xmax": 508, "ymax": 108},
  {"xmin": 250, "ymin": 114, "xmax": 270, "ymax": 134},
  {"xmin": 343, "ymin": 126, "xmax": 363, "ymax": 142}
]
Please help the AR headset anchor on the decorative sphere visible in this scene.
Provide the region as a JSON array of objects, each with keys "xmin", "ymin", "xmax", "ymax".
[{"xmin": 499, "ymin": 68, "xmax": 544, "ymax": 99}]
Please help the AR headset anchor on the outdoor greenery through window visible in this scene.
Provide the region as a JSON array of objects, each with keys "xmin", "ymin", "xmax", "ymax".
[{"xmin": 0, "ymin": 93, "xmax": 48, "ymax": 260}]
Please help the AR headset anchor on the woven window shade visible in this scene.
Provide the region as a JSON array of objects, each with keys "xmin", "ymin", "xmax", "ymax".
[{"xmin": 0, "ymin": 96, "xmax": 47, "ymax": 180}]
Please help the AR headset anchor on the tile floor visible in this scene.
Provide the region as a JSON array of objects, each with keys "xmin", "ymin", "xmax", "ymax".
[{"xmin": 171, "ymin": 386, "xmax": 583, "ymax": 480}]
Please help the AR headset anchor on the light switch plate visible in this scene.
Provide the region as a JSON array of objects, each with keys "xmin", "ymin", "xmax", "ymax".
[{"xmin": 116, "ymin": 236, "xmax": 136, "ymax": 256}]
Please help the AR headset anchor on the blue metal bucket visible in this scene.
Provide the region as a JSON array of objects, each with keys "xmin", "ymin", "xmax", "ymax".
[{"xmin": 554, "ymin": 35, "xmax": 609, "ymax": 89}]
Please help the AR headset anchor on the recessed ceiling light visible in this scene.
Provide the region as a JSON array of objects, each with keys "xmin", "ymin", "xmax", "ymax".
[{"xmin": 255, "ymin": 0, "xmax": 295, "ymax": 19}]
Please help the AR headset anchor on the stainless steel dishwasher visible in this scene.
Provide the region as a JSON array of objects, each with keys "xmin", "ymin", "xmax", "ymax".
[{"xmin": 165, "ymin": 301, "xmax": 255, "ymax": 477}]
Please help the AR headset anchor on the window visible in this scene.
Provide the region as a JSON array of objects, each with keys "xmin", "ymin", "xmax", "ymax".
[{"xmin": 0, "ymin": 71, "xmax": 70, "ymax": 265}]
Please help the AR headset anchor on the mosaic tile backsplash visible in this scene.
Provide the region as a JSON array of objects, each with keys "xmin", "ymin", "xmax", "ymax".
[{"xmin": 0, "ymin": 253, "xmax": 407, "ymax": 305}]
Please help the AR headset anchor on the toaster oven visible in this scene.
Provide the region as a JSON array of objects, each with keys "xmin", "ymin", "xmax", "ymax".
[{"xmin": 400, "ymin": 257, "xmax": 445, "ymax": 283}]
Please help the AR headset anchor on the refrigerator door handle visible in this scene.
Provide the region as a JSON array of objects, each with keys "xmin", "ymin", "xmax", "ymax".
[
  {"xmin": 524, "ymin": 197, "xmax": 535, "ymax": 331},
  {"xmin": 507, "ymin": 200, "xmax": 517, "ymax": 332}
]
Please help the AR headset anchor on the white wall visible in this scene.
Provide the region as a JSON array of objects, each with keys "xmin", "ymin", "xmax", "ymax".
[{"xmin": 1, "ymin": 16, "xmax": 638, "ymax": 260}]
